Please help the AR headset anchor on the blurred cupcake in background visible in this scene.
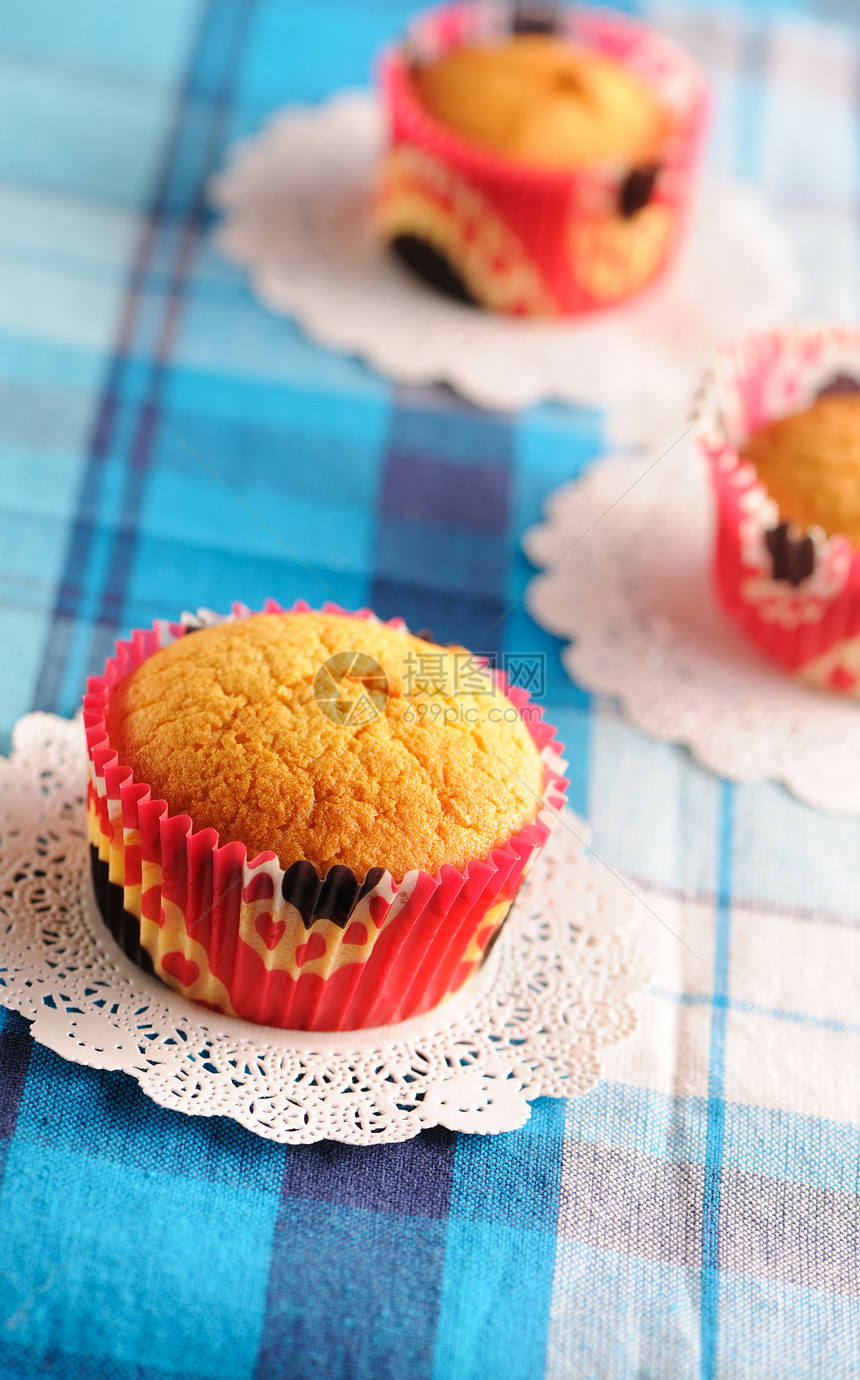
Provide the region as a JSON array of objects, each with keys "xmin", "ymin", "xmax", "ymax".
[
  {"xmin": 696, "ymin": 322, "xmax": 860, "ymax": 696},
  {"xmin": 375, "ymin": 1, "xmax": 710, "ymax": 316}
]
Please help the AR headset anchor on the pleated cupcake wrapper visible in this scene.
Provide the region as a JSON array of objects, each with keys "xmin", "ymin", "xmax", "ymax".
[
  {"xmin": 375, "ymin": 1, "xmax": 710, "ymax": 316},
  {"xmin": 84, "ymin": 598, "xmax": 568, "ymax": 1032},
  {"xmin": 695, "ymin": 322, "xmax": 860, "ymax": 693}
]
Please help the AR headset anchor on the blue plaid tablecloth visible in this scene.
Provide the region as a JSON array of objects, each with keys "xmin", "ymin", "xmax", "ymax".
[{"xmin": 2, "ymin": 0, "xmax": 860, "ymax": 1376}]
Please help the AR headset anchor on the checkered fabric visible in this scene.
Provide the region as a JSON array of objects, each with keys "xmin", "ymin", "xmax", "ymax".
[{"xmin": 1, "ymin": 0, "xmax": 859, "ymax": 1375}]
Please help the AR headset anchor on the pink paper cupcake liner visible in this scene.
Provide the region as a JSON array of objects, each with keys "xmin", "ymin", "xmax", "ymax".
[
  {"xmin": 84, "ymin": 599, "xmax": 568, "ymax": 1031},
  {"xmin": 695, "ymin": 322, "xmax": 860, "ymax": 694},
  {"xmin": 375, "ymin": 1, "xmax": 710, "ymax": 316}
]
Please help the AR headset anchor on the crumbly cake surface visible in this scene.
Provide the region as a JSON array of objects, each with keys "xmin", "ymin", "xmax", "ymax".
[
  {"xmin": 741, "ymin": 393, "xmax": 860, "ymax": 546},
  {"xmin": 411, "ymin": 36, "xmax": 670, "ymax": 170},
  {"xmin": 107, "ymin": 612, "xmax": 545, "ymax": 881}
]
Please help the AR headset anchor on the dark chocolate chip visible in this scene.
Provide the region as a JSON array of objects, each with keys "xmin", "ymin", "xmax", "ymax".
[
  {"xmin": 618, "ymin": 163, "xmax": 660, "ymax": 219},
  {"xmin": 765, "ymin": 521, "xmax": 816, "ymax": 587},
  {"xmin": 391, "ymin": 235, "xmax": 478, "ymax": 306},
  {"xmin": 511, "ymin": 2, "xmax": 561, "ymax": 35},
  {"xmin": 816, "ymin": 373, "xmax": 860, "ymax": 398}
]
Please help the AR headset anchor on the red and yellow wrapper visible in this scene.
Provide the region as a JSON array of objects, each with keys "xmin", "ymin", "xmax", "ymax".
[
  {"xmin": 375, "ymin": 2, "xmax": 710, "ymax": 317},
  {"xmin": 695, "ymin": 323, "xmax": 860, "ymax": 695},
  {"xmin": 83, "ymin": 600, "xmax": 568, "ymax": 1031}
]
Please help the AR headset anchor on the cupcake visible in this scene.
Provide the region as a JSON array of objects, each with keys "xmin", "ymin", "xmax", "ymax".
[
  {"xmin": 84, "ymin": 601, "xmax": 567, "ymax": 1031},
  {"xmin": 741, "ymin": 393, "xmax": 860, "ymax": 551},
  {"xmin": 695, "ymin": 323, "xmax": 860, "ymax": 695},
  {"xmin": 410, "ymin": 37, "xmax": 671, "ymax": 171},
  {"xmin": 375, "ymin": 2, "xmax": 709, "ymax": 316}
]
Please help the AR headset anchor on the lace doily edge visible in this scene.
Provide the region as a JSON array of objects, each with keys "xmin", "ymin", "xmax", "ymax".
[
  {"xmin": 206, "ymin": 90, "xmax": 807, "ymax": 431},
  {"xmin": 522, "ymin": 461, "xmax": 860, "ymax": 817},
  {"xmin": 0, "ymin": 917, "xmax": 650, "ymax": 1144},
  {"xmin": 0, "ymin": 712, "xmax": 650, "ymax": 1144}
]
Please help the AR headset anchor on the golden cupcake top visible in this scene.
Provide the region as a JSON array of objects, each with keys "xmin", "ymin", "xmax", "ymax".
[
  {"xmin": 108, "ymin": 611, "xmax": 545, "ymax": 882},
  {"xmin": 741, "ymin": 392, "xmax": 860, "ymax": 546},
  {"xmin": 410, "ymin": 35, "xmax": 671, "ymax": 170}
]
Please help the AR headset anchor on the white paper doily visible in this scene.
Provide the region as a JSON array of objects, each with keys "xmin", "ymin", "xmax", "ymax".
[
  {"xmin": 208, "ymin": 89, "xmax": 806, "ymax": 445},
  {"xmin": 0, "ymin": 713, "xmax": 647, "ymax": 1144},
  {"xmin": 523, "ymin": 438, "xmax": 860, "ymax": 814}
]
